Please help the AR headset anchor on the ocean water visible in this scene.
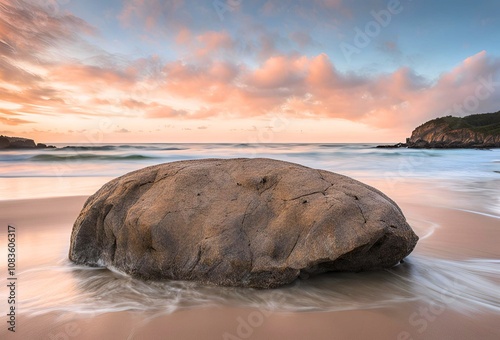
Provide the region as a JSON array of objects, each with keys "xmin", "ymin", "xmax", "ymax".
[
  {"xmin": 1, "ymin": 143, "xmax": 499, "ymax": 207},
  {"xmin": 0, "ymin": 144, "xmax": 499, "ymax": 319}
]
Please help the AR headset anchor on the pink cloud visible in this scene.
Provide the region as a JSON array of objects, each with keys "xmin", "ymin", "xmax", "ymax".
[
  {"xmin": 194, "ymin": 31, "xmax": 235, "ymax": 58},
  {"xmin": 0, "ymin": 0, "xmax": 95, "ymax": 60},
  {"xmin": 176, "ymin": 27, "xmax": 192, "ymax": 44},
  {"xmin": 0, "ymin": 115, "xmax": 33, "ymax": 125},
  {"xmin": 137, "ymin": 51, "xmax": 500, "ymax": 128},
  {"xmin": 146, "ymin": 106, "xmax": 188, "ymax": 118},
  {"xmin": 1, "ymin": 0, "xmax": 500, "ymax": 138},
  {"xmin": 118, "ymin": 0, "xmax": 186, "ymax": 31},
  {"xmin": 246, "ymin": 55, "xmax": 308, "ymax": 89},
  {"xmin": 49, "ymin": 63, "xmax": 137, "ymax": 90},
  {"xmin": 197, "ymin": 31, "xmax": 233, "ymax": 51}
]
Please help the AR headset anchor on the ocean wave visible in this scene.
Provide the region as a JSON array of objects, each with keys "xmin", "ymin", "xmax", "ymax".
[
  {"xmin": 59, "ymin": 145, "xmax": 118, "ymax": 151},
  {"xmin": 29, "ymin": 154, "xmax": 157, "ymax": 161},
  {"xmin": 318, "ymin": 144, "xmax": 348, "ymax": 148},
  {"xmin": 58, "ymin": 145, "xmax": 188, "ymax": 152},
  {"xmin": 14, "ymin": 254, "xmax": 500, "ymax": 317},
  {"xmin": 160, "ymin": 147, "xmax": 187, "ymax": 151}
]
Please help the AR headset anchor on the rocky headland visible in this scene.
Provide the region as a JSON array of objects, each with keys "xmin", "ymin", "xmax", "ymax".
[
  {"xmin": 0, "ymin": 135, "xmax": 55, "ymax": 149},
  {"xmin": 378, "ymin": 110, "xmax": 500, "ymax": 149},
  {"xmin": 69, "ymin": 158, "xmax": 418, "ymax": 288}
]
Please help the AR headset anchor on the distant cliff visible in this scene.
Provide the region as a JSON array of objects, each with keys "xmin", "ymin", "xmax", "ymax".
[
  {"xmin": 406, "ymin": 111, "xmax": 500, "ymax": 148},
  {"xmin": 0, "ymin": 135, "xmax": 55, "ymax": 149},
  {"xmin": 378, "ymin": 111, "xmax": 500, "ymax": 149}
]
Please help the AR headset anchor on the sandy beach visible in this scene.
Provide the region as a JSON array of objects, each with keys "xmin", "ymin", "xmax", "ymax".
[
  {"xmin": 1, "ymin": 187, "xmax": 499, "ymax": 340},
  {"xmin": 2, "ymin": 0, "xmax": 500, "ymax": 338}
]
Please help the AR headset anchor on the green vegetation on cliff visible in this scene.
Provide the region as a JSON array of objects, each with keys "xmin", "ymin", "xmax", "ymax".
[{"xmin": 418, "ymin": 110, "xmax": 500, "ymax": 136}]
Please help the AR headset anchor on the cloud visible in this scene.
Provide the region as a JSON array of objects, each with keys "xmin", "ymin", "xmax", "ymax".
[
  {"xmin": 0, "ymin": 107, "xmax": 35, "ymax": 125},
  {"xmin": 115, "ymin": 50, "xmax": 498, "ymax": 130},
  {"xmin": 146, "ymin": 106, "xmax": 189, "ymax": 118},
  {"xmin": 197, "ymin": 31, "xmax": 234, "ymax": 50},
  {"xmin": 115, "ymin": 128, "xmax": 131, "ymax": 133},
  {"xmin": 245, "ymin": 55, "xmax": 308, "ymax": 89},
  {"xmin": 0, "ymin": 115, "xmax": 34, "ymax": 125},
  {"xmin": 262, "ymin": 0, "xmax": 345, "ymax": 15},
  {"xmin": 0, "ymin": 0, "xmax": 96, "ymax": 61},
  {"xmin": 289, "ymin": 31, "xmax": 315, "ymax": 48},
  {"xmin": 50, "ymin": 64, "xmax": 135, "ymax": 87},
  {"xmin": 1, "ymin": 1, "xmax": 500, "ymax": 138},
  {"xmin": 115, "ymin": 1, "xmax": 341, "ymax": 62},
  {"xmin": 0, "ymin": 0, "xmax": 103, "ymax": 120},
  {"xmin": 118, "ymin": 0, "xmax": 187, "ymax": 31}
]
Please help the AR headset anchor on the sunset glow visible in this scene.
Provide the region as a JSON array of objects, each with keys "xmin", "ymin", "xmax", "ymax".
[{"xmin": 1, "ymin": 0, "xmax": 500, "ymax": 143}]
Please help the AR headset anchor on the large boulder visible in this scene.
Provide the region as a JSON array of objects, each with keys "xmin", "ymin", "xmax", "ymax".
[{"xmin": 69, "ymin": 158, "xmax": 418, "ymax": 288}]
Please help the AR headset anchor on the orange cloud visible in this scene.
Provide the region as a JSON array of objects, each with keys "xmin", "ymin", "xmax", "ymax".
[
  {"xmin": 246, "ymin": 55, "xmax": 308, "ymax": 89},
  {"xmin": 141, "ymin": 51, "xmax": 500, "ymax": 128},
  {"xmin": 0, "ymin": 115, "xmax": 33, "ymax": 125},
  {"xmin": 2, "ymin": 0, "xmax": 500, "ymax": 141},
  {"xmin": 0, "ymin": 0, "xmax": 95, "ymax": 60},
  {"xmin": 49, "ymin": 63, "xmax": 136, "ymax": 90},
  {"xmin": 146, "ymin": 106, "xmax": 188, "ymax": 118},
  {"xmin": 197, "ymin": 31, "xmax": 233, "ymax": 51}
]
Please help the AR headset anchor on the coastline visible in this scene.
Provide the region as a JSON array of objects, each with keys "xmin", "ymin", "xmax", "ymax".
[{"xmin": 1, "ymin": 190, "xmax": 499, "ymax": 339}]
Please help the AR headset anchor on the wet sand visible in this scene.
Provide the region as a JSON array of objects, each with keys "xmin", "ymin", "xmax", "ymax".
[
  {"xmin": 1, "ymin": 194, "xmax": 500, "ymax": 340},
  {"xmin": 8, "ymin": 306, "xmax": 500, "ymax": 340}
]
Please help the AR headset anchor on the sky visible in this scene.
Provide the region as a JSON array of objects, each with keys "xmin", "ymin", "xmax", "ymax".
[{"xmin": 1, "ymin": 0, "xmax": 500, "ymax": 143}]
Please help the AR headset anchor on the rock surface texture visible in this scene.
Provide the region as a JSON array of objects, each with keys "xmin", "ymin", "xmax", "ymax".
[{"xmin": 69, "ymin": 158, "xmax": 418, "ymax": 288}]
